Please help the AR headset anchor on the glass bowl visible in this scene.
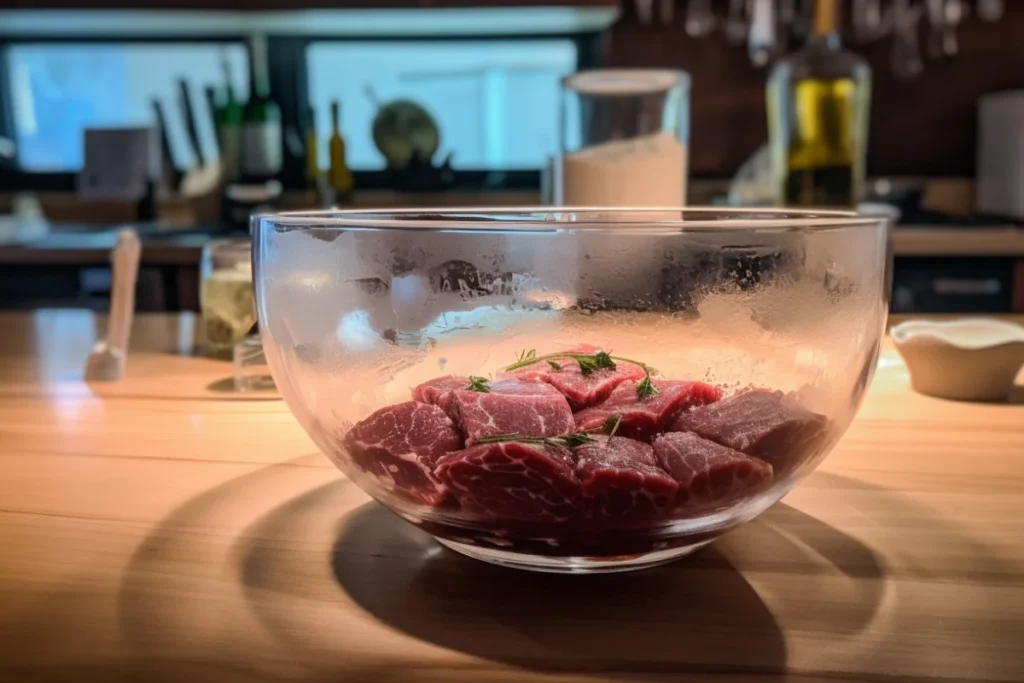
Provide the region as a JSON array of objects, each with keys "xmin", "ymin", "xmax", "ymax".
[{"xmin": 253, "ymin": 208, "xmax": 890, "ymax": 573}]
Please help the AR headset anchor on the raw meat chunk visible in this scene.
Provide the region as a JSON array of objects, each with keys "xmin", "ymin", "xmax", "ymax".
[
  {"xmin": 575, "ymin": 437, "xmax": 678, "ymax": 526},
  {"xmin": 434, "ymin": 442, "xmax": 581, "ymax": 523},
  {"xmin": 412, "ymin": 375, "xmax": 469, "ymax": 417},
  {"xmin": 343, "ymin": 401, "xmax": 462, "ymax": 505},
  {"xmin": 502, "ymin": 344, "xmax": 604, "ymax": 383},
  {"xmin": 543, "ymin": 360, "xmax": 648, "ymax": 410},
  {"xmin": 451, "ymin": 378, "xmax": 574, "ymax": 445},
  {"xmin": 574, "ymin": 379, "xmax": 723, "ymax": 441},
  {"xmin": 654, "ymin": 432, "xmax": 773, "ymax": 510},
  {"xmin": 670, "ymin": 390, "xmax": 828, "ymax": 473}
]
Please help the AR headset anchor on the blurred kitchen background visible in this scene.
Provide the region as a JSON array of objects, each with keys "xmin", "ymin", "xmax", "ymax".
[{"xmin": 1, "ymin": 0, "xmax": 1023, "ymax": 316}]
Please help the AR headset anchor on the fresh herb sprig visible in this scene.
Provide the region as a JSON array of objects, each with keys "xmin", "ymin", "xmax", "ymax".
[
  {"xmin": 505, "ymin": 349, "xmax": 654, "ymax": 378},
  {"xmin": 475, "ymin": 432, "xmax": 597, "ymax": 449},
  {"xmin": 603, "ymin": 414, "xmax": 623, "ymax": 440},
  {"xmin": 466, "ymin": 376, "xmax": 491, "ymax": 393},
  {"xmin": 635, "ymin": 374, "xmax": 659, "ymax": 401},
  {"xmin": 475, "ymin": 413, "xmax": 624, "ymax": 450},
  {"xmin": 505, "ymin": 349, "xmax": 659, "ymax": 401}
]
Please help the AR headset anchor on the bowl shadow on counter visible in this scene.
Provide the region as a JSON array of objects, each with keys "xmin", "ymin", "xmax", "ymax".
[{"xmin": 235, "ymin": 476, "xmax": 885, "ymax": 677}]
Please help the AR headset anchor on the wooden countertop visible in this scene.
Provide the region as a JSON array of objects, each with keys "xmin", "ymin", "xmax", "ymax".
[{"xmin": 1, "ymin": 310, "xmax": 1022, "ymax": 683}]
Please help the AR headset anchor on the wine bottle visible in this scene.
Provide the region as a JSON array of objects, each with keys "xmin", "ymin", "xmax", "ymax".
[
  {"xmin": 766, "ymin": 0, "xmax": 871, "ymax": 208},
  {"xmin": 215, "ymin": 55, "xmax": 243, "ymax": 182},
  {"xmin": 240, "ymin": 34, "xmax": 283, "ymax": 183},
  {"xmin": 305, "ymin": 105, "xmax": 320, "ymax": 191},
  {"xmin": 329, "ymin": 100, "xmax": 354, "ymax": 203}
]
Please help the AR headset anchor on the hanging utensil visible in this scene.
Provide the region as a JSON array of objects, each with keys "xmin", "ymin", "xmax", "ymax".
[
  {"xmin": 942, "ymin": 0, "xmax": 962, "ymax": 57},
  {"xmin": 776, "ymin": 0, "xmax": 795, "ymax": 50},
  {"xmin": 978, "ymin": 0, "xmax": 1004, "ymax": 21},
  {"xmin": 748, "ymin": 0, "xmax": 776, "ymax": 68},
  {"xmin": 636, "ymin": 0, "xmax": 655, "ymax": 24},
  {"xmin": 892, "ymin": 0, "xmax": 924, "ymax": 81},
  {"xmin": 926, "ymin": 0, "xmax": 945, "ymax": 59},
  {"xmin": 853, "ymin": 0, "xmax": 892, "ymax": 42},
  {"xmin": 724, "ymin": 0, "xmax": 749, "ymax": 45},
  {"xmin": 660, "ymin": 0, "xmax": 675, "ymax": 23},
  {"xmin": 789, "ymin": 0, "xmax": 813, "ymax": 40},
  {"xmin": 685, "ymin": 0, "xmax": 716, "ymax": 37}
]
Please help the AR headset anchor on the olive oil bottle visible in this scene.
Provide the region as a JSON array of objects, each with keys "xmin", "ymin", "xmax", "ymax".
[{"xmin": 767, "ymin": 0, "xmax": 871, "ymax": 208}]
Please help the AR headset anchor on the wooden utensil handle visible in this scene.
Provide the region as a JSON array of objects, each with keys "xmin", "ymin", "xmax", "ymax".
[{"xmin": 108, "ymin": 229, "xmax": 141, "ymax": 354}]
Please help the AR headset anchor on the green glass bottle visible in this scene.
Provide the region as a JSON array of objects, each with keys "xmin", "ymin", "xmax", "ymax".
[
  {"xmin": 214, "ymin": 55, "xmax": 243, "ymax": 181},
  {"xmin": 240, "ymin": 34, "xmax": 283, "ymax": 183}
]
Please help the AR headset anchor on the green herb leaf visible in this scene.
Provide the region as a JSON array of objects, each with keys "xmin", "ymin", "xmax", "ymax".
[
  {"xmin": 593, "ymin": 351, "xmax": 616, "ymax": 371},
  {"xmin": 547, "ymin": 360, "xmax": 562, "ymax": 371},
  {"xmin": 635, "ymin": 374, "xmax": 659, "ymax": 401},
  {"xmin": 603, "ymin": 414, "xmax": 623, "ymax": 440},
  {"xmin": 577, "ymin": 358, "xmax": 599, "ymax": 376},
  {"xmin": 467, "ymin": 376, "xmax": 491, "ymax": 393},
  {"xmin": 515, "ymin": 349, "xmax": 537, "ymax": 363},
  {"xmin": 474, "ymin": 431, "xmax": 596, "ymax": 449},
  {"xmin": 561, "ymin": 432, "xmax": 597, "ymax": 448}
]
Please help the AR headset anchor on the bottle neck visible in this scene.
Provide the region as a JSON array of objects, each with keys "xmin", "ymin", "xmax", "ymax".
[
  {"xmin": 809, "ymin": 0, "xmax": 842, "ymax": 50},
  {"xmin": 331, "ymin": 102, "xmax": 341, "ymax": 135},
  {"xmin": 248, "ymin": 35, "xmax": 271, "ymax": 100}
]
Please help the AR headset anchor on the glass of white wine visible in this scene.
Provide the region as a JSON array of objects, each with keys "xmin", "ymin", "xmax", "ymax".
[{"xmin": 200, "ymin": 238, "xmax": 256, "ymax": 359}]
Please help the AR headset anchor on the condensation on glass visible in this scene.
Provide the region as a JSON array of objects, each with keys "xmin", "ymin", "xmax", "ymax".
[{"xmin": 253, "ymin": 208, "xmax": 889, "ymax": 573}]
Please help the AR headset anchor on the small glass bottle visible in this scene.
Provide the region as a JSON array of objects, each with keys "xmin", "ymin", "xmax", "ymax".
[
  {"xmin": 329, "ymin": 100, "xmax": 354, "ymax": 205},
  {"xmin": 767, "ymin": 0, "xmax": 871, "ymax": 208}
]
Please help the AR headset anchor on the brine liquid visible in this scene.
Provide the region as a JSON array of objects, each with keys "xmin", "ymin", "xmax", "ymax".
[{"xmin": 200, "ymin": 270, "xmax": 256, "ymax": 358}]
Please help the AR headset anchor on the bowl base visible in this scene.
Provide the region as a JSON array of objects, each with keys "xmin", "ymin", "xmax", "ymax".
[{"xmin": 436, "ymin": 537, "xmax": 715, "ymax": 574}]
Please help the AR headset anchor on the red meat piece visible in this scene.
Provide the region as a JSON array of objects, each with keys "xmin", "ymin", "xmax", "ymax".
[
  {"xmin": 343, "ymin": 401, "xmax": 462, "ymax": 505},
  {"xmin": 574, "ymin": 379, "xmax": 723, "ymax": 441},
  {"xmin": 412, "ymin": 375, "xmax": 469, "ymax": 417},
  {"xmin": 434, "ymin": 441, "xmax": 581, "ymax": 523},
  {"xmin": 653, "ymin": 432, "xmax": 773, "ymax": 510},
  {"xmin": 451, "ymin": 378, "xmax": 574, "ymax": 446},
  {"xmin": 575, "ymin": 437, "xmax": 678, "ymax": 526},
  {"xmin": 543, "ymin": 360, "xmax": 648, "ymax": 410},
  {"xmin": 670, "ymin": 390, "xmax": 828, "ymax": 474}
]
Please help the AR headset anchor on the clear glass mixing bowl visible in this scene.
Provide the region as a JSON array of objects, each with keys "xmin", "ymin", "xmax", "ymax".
[{"xmin": 253, "ymin": 208, "xmax": 890, "ymax": 573}]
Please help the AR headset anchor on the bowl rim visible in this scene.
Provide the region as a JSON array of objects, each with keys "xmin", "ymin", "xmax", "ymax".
[{"xmin": 253, "ymin": 206, "xmax": 888, "ymax": 233}]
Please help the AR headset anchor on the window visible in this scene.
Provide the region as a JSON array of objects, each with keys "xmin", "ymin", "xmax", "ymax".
[
  {"xmin": 7, "ymin": 42, "xmax": 249, "ymax": 172},
  {"xmin": 306, "ymin": 39, "xmax": 577, "ymax": 172}
]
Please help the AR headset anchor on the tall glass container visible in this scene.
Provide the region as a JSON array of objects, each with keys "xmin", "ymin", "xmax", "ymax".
[
  {"xmin": 560, "ymin": 69, "xmax": 690, "ymax": 206},
  {"xmin": 200, "ymin": 238, "xmax": 256, "ymax": 359}
]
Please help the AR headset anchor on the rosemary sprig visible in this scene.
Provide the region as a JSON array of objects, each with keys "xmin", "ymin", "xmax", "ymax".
[
  {"xmin": 466, "ymin": 376, "xmax": 490, "ymax": 393},
  {"xmin": 515, "ymin": 349, "xmax": 537, "ymax": 363},
  {"xmin": 635, "ymin": 373, "xmax": 659, "ymax": 401},
  {"xmin": 603, "ymin": 414, "xmax": 623, "ymax": 440},
  {"xmin": 475, "ymin": 432, "xmax": 597, "ymax": 449},
  {"xmin": 503, "ymin": 349, "xmax": 655, "ymax": 378},
  {"xmin": 504, "ymin": 348, "xmax": 659, "ymax": 400},
  {"xmin": 475, "ymin": 412, "xmax": 626, "ymax": 450}
]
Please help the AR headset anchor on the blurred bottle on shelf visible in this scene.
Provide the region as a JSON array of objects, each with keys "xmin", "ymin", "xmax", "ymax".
[
  {"xmin": 305, "ymin": 104, "xmax": 320, "ymax": 192},
  {"xmin": 240, "ymin": 34, "xmax": 283, "ymax": 184},
  {"xmin": 767, "ymin": 0, "xmax": 871, "ymax": 208},
  {"xmin": 329, "ymin": 100, "xmax": 354, "ymax": 205},
  {"xmin": 214, "ymin": 55, "xmax": 242, "ymax": 182}
]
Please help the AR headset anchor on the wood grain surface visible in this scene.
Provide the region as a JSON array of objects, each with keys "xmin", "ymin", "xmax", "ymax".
[{"xmin": 0, "ymin": 310, "xmax": 1022, "ymax": 683}]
